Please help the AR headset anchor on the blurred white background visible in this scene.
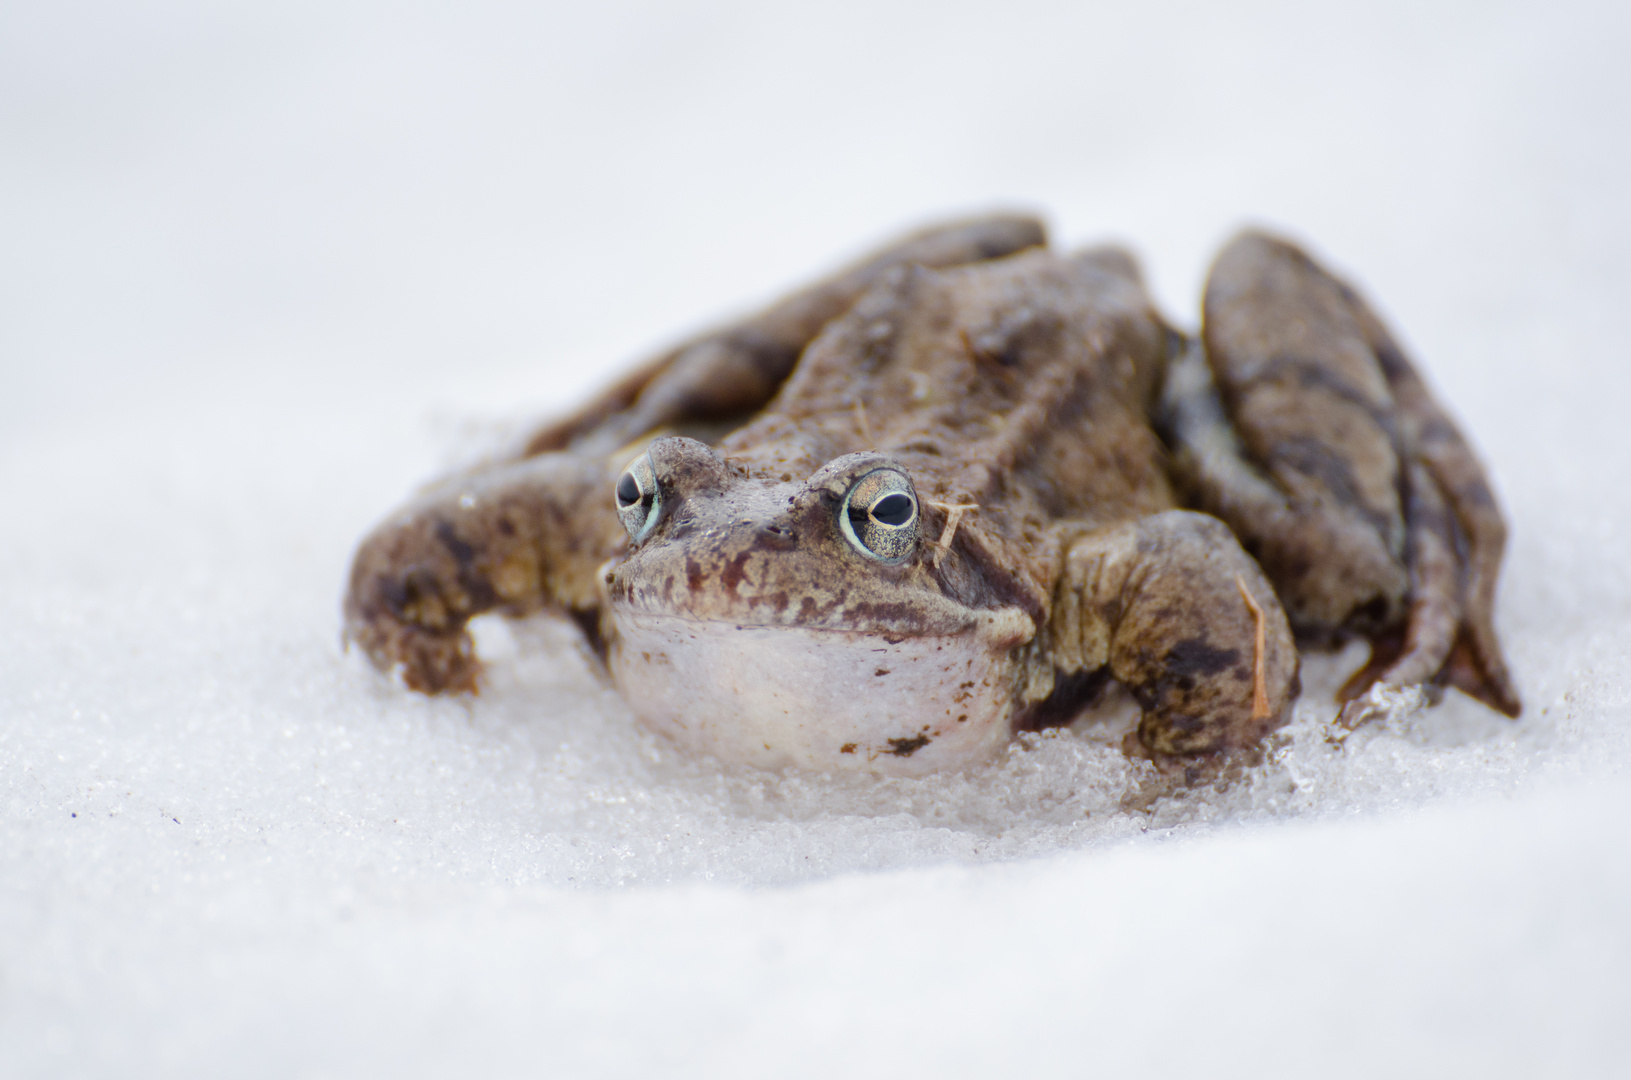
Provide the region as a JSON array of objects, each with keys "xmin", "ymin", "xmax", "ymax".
[{"xmin": 3, "ymin": 2, "xmax": 1629, "ymax": 1076}]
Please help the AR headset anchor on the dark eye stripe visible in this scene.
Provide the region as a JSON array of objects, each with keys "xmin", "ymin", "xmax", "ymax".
[{"xmin": 870, "ymin": 493, "xmax": 914, "ymax": 526}]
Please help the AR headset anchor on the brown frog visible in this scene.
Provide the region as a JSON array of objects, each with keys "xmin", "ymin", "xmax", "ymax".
[{"xmin": 344, "ymin": 215, "xmax": 1520, "ymax": 776}]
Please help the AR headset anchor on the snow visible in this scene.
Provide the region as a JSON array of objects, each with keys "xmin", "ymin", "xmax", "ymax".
[{"xmin": 3, "ymin": 1, "xmax": 1629, "ymax": 1075}]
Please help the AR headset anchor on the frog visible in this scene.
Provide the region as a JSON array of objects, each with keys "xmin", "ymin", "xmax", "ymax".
[{"xmin": 343, "ymin": 214, "xmax": 1520, "ymax": 776}]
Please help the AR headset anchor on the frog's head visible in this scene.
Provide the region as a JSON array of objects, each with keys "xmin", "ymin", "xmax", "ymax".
[{"xmin": 601, "ymin": 436, "xmax": 1035, "ymax": 774}]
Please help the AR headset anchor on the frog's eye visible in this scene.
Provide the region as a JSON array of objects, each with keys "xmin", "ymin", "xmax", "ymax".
[
  {"xmin": 838, "ymin": 467, "xmax": 918, "ymax": 563},
  {"xmin": 615, "ymin": 452, "xmax": 662, "ymax": 542}
]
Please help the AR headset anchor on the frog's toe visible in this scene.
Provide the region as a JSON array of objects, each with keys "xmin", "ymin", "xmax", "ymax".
[
  {"xmin": 344, "ymin": 565, "xmax": 485, "ymax": 694},
  {"xmin": 350, "ymin": 616, "xmax": 482, "ymax": 695}
]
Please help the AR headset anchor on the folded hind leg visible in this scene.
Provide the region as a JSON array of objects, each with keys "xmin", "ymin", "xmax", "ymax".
[
  {"xmin": 1159, "ymin": 231, "xmax": 1519, "ymax": 724},
  {"xmin": 1344, "ymin": 286, "xmax": 1520, "ymax": 718}
]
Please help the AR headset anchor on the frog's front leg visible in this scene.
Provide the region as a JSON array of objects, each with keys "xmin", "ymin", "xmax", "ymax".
[
  {"xmin": 1161, "ymin": 231, "xmax": 1519, "ymax": 722},
  {"xmin": 1050, "ymin": 511, "xmax": 1299, "ymax": 760},
  {"xmin": 344, "ymin": 452, "xmax": 625, "ymax": 692}
]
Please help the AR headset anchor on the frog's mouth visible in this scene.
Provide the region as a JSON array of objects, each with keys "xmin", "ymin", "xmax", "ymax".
[{"xmin": 606, "ymin": 608, "xmax": 1033, "ymax": 775}]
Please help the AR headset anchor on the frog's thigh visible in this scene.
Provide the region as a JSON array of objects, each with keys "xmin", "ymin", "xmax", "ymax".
[
  {"xmin": 1180, "ymin": 231, "xmax": 1412, "ymax": 636},
  {"xmin": 344, "ymin": 452, "xmax": 625, "ymax": 693},
  {"xmin": 1055, "ymin": 511, "xmax": 1298, "ymax": 756},
  {"xmin": 1170, "ymin": 230, "xmax": 1519, "ymax": 718}
]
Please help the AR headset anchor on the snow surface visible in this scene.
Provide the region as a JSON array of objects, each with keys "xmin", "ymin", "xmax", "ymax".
[{"xmin": 3, "ymin": 1, "xmax": 1630, "ymax": 1075}]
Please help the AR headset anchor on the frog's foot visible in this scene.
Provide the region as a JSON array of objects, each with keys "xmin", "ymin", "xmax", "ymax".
[
  {"xmin": 1050, "ymin": 510, "xmax": 1301, "ymax": 762},
  {"xmin": 1118, "ymin": 732, "xmax": 1272, "ymax": 807},
  {"xmin": 343, "ymin": 452, "xmax": 626, "ymax": 693},
  {"xmin": 344, "ymin": 508, "xmax": 493, "ymax": 694},
  {"xmin": 345, "ymin": 596, "xmax": 482, "ymax": 695},
  {"xmin": 1159, "ymin": 230, "xmax": 1519, "ymax": 727}
]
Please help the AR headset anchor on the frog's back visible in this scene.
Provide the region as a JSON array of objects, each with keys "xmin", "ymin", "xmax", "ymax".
[{"xmin": 722, "ymin": 246, "xmax": 1178, "ymax": 548}]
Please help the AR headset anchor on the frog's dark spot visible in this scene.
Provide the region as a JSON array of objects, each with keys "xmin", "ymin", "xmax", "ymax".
[
  {"xmin": 1164, "ymin": 638, "xmax": 1239, "ymax": 679},
  {"xmin": 1165, "ymin": 713, "xmax": 1205, "ymax": 734},
  {"xmin": 430, "ymin": 525, "xmax": 497, "ymax": 609},
  {"xmin": 435, "ymin": 521, "xmax": 476, "ymax": 568},
  {"xmin": 1272, "ymin": 434, "xmax": 1400, "ymax": 538},
  {"xmin": 1018, "ymin": 666, "xmax": 1110, "ymax": 730},
  {"xmin": 377, "ymin": 571, "xmax": 412, "ymax": 618},
  {"xmin": 1417, "ymin": 414, "xmax": 1459, "ymax": 444},
  {"xmin": 1347, "ymin": 593, "xmax": 1392, "ymax": 631},
  {"xmin": 720, "ymin": 551, "xmax": 752, "ymax": 595},
  {"xmin": 1450, "ymin": 474, "xmax": 1496, "ymax": 508},
  {"xmin": 874, "ymin": 668, "xmax": 890, "ymax": 676},
  {"xmin": 887, "ymin": 734, "xmax": 931, "ymax": 756},
  {"xmin": 840, "ymin": 743, "xmax": 857, "ymax": 754},
  {"xmin": 686, "ymin": 558, "xmax": 706, "ymax": 593}
]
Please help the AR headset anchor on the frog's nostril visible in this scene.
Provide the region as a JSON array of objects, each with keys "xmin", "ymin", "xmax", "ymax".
[{"xmin": 754, "ymin": 522, "xmax": 797, "ymax": 549}]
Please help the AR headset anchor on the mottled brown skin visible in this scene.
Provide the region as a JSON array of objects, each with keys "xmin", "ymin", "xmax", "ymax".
[
  {"xmin": 1163, "ymin": 233, "xmax": 1520, "ymax": 723},
  {"xmin": 344, "ymin": 214, "xmax": 1519, "ymax": 772}
]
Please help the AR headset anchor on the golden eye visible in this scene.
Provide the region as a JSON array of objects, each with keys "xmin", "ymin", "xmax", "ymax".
[
  {"xmin": 614, "ymin": 452, "xmax": 661, "ymax": 542},
  {"xmin": 838, "ymin": 467, "xmax": 918, "ymax": 563}
]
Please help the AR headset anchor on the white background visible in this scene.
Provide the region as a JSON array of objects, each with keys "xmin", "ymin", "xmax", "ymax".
[{"xmin": 3, "ymin": 2, "xmax": 1629, "ymax": 1076}]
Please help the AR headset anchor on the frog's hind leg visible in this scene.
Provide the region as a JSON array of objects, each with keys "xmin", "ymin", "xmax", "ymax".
[
  {"xmin": 519, "ymin": 214, "xmax": 1047, "ymax": 457},
  {"xmin": 1159, "ymin": 230, "xmax": 1518, "ymax": 722},
  {"xmin": 1345, "ymin": 286, "xmax": 1519, "ymax": 718}
]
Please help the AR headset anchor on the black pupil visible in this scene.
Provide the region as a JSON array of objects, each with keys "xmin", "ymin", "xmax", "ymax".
[
  {"xmin": 870, "ymin": 493, "xmax": 913, "ymax": 526},
  {"xmin": 616, "ymin": 472, "xmax": 641, "ymax": 508}
]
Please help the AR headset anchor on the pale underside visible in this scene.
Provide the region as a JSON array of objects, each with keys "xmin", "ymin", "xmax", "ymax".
[{"xmin": 610, "ymin": 608, "xmax": 1034, "ymax": 775}]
